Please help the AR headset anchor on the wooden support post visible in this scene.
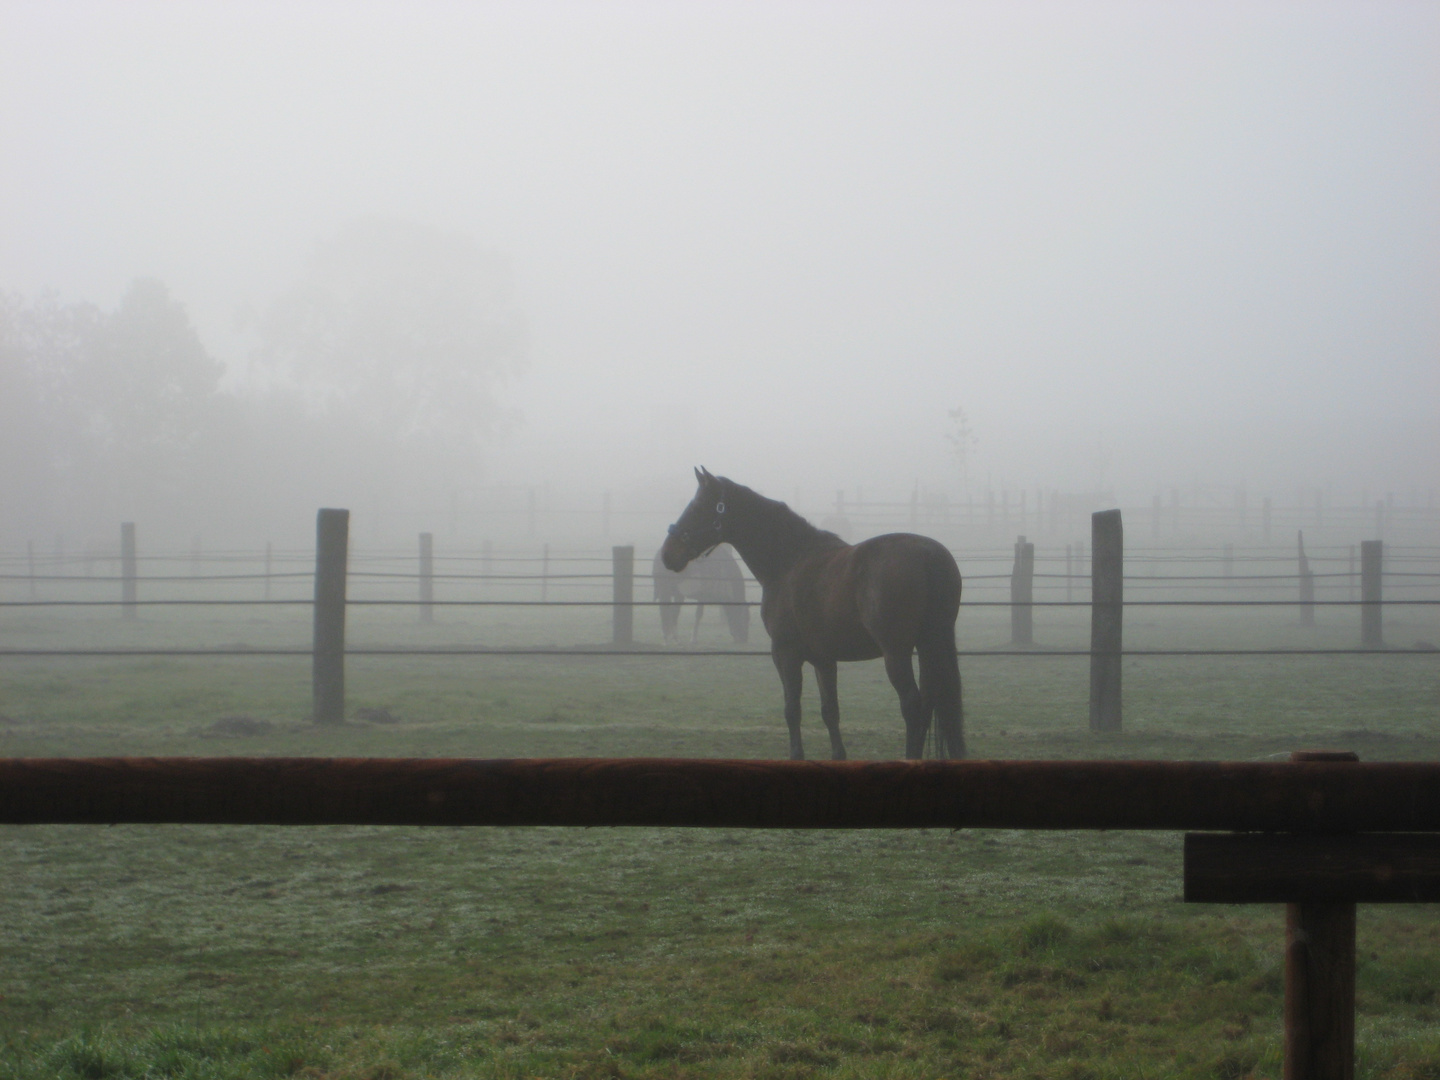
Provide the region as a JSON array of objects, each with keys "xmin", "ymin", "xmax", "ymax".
[
  {"xmin": 1286, "ymin": 750, "xmax": 1359, "ymax": 1080},
  {"xmin": 1184, "ymin": 751, "xmax": 1390, "ymax": 1080},
  {"xmin": 1360, "ymin": 540, "xmax": 1382, "ymax": 647},
  {"xmin": 1285, "ymin": 901, "xmax": 1356, "ymax": 1080},
  {"xmin": 612, "ymin": 545, "xmax": 634, "ymax": 645},
  {"xmin": 419, "ymin": 532, "xmax": 434, "ymax": 624},
  {"xmin": 120, "ymin": 522, "xmax": 137, "ymax": 620},
  {"xmin": 1010, "ymin": 535, "xmax": 1034, "ymax": 645},
  {"xmin": 1298, "ymin": 532, "xmax": 1315, "ymax": 627},
  {"xmin": 313, "ymin": 508, "xmax": 349, "ymax": 725},
  {"xmin": 1089, "ymin": 510, "xmax": 1122, "ymax": 733}
]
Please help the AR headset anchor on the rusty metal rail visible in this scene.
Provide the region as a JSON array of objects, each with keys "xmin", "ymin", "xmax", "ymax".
[{"xmin": 2, "ymin": 756, "xmax": 1439, "ymax": 832}]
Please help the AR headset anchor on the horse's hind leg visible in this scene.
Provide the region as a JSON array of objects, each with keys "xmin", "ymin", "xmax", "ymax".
[
  {"xmin": 772, "ymin": 649, "xmax": 806, "ymax": 760},
  {"xmin": 692, "ymin": 603, "xmax": 705, "ymax": 643},
  {"xmin": 813, "ymin": 659, "xmax": 846, "ymax": 761},
  {"xmin": 884, "ymin": 651, "xmax": 931, "ymax": 759}
]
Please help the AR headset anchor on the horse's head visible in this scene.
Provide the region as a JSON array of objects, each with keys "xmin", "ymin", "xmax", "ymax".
[{"xmin": 661, "ymin": 466, "xmax": 729, "ymax": 572}]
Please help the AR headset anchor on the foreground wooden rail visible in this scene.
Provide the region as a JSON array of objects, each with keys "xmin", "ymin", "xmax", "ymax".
[
  {"xmin": 2, "ymin": 756, "xmax": 1439, "ymax": 830},
  {"xmin": 4, "ymin": 755, "xmax": 1439, "ymax": 1080}
]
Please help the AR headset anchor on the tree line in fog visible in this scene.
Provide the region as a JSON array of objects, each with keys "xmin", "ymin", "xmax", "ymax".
[{"xmin": 0, "ymin": 219, "xmax": 525, "ymax": 546}]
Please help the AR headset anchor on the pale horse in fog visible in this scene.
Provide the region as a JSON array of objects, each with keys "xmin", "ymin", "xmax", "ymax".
[{"xmin": 651, "ymin": 543, "xmax": 750, "ymax": 644}]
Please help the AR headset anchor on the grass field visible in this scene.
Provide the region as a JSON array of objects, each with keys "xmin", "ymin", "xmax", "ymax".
[{"xmin": 2, "ymin": 594, "xmax": 1438, "ymax": 1078}]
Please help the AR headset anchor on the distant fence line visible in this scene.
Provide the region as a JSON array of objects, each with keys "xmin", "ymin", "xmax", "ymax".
[{"xmin": 2, "ymin": 509, "xmax": 1437, "ymax": 734}]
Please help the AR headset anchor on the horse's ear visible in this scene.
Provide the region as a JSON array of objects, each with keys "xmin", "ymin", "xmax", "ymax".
[{"xmin": 696, "ymin": 466, "xmax": 714, "ymax": 485}]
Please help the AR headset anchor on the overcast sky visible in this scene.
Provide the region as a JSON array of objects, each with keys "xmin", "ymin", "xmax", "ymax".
[{"xmin": 2, "ymin": 1, "xmax": 1436, "ymax": 506}]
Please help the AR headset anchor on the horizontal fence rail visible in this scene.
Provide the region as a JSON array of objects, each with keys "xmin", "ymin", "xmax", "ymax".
[{"xmin": 4, "ymin": 757, "xmax": 1440, "ymax": 832}]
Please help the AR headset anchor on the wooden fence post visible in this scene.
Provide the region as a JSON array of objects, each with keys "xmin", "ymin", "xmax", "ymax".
[
  {"xmin": 419, "ymin": 532, "xmax": 434, "ymax": 624},
  {"xmin": 313, "ymin": 508, "xmax": 349, "ymax": 725},
  {"xmin": 1361, "ymin": 540, "xmax": 1383, "ymax": 648},
  {"xmin": 1010, "ymin": 535, "xmax": 1034, "ymax": 645},
  {"xmin": 1089, "ymin": 510, "xmax": 1122, "ymax": 734},
  {"xmin": 612, "ymin": 545, "xmax": 635, "ymax": 645},
  {"xmin": 1298, "ymin": 532, "xmax": 1315, "ymax": 627},
  {"xmin": 1285, "ymin": 750, "xmax": 1359, "ymax": 1080},
  {"xmin": 120, "ymin": 522, "xmax": 137, "ymax": 620}
]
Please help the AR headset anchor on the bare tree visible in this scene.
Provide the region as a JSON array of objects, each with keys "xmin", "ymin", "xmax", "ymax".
[{"xmin": 945, "ymin": 405, "xmax": 978, "ymax": 491}]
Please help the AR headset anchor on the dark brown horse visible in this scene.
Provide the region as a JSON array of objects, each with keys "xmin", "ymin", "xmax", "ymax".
[{"xmin": 661, "ymin": 467, "xmax": 964, "ymax": 760}]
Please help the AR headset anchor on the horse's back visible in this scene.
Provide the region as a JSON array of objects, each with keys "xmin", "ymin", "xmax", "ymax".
[
  {"xmin": 767, "ymin": 533, "xmax": 957, "ymax": 661},
  {"xmin": 852, "ymin": 533, "xmax": 960, "ymax": 602}
]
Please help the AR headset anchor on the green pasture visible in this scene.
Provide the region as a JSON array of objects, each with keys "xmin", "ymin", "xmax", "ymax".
[{"xmin": 1, "ymin": 597, "xmax": 1438, "ymax": 1078}]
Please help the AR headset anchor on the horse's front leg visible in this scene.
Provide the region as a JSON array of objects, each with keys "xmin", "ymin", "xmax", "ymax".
[
  {"xmin": 692, "ymin": 602, "xmax": 705, "ymax": 643},
  {"xmin": 772, "ymin": 648, "xmax": 805, "ymax": 760},
  {"xmin": 884, "ymin": 651, "xmax": 930, "ymax": 759},
  {"xmin": 812, "ymin": 659, "xmax": 846, "ymax": 760}
]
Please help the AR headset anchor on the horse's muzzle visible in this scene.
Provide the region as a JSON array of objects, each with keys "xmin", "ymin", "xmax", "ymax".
[{"xmin": 659, "ymin": 532, "xmax": 693, "ymax": 572}]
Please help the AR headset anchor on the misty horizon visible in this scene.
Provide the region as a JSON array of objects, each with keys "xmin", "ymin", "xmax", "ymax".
[{"xmin": 2, "ymin": 2, "xmax": 1436, "ymax": 552}]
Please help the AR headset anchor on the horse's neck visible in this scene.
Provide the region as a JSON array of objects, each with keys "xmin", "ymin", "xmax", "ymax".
[{"xmin": 728, "ymin": 495, "xmax": 840, "ymax": 587}]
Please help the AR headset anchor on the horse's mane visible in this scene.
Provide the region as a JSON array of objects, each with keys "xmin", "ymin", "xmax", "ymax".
[{"xmin": 719, "ymin": 476, "xmax": 847, "ymax": 557}]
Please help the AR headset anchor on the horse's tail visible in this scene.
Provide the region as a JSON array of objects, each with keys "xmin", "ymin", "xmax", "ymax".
[{"xmin": 917, "ymin": 549, "xmax": 964, "ymax": 759}]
